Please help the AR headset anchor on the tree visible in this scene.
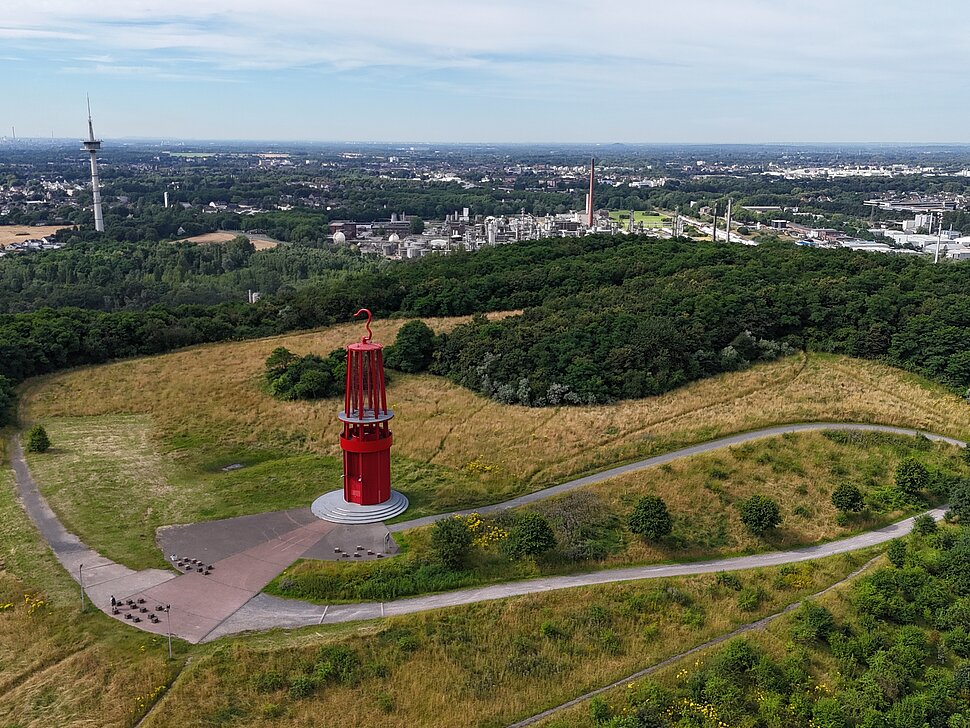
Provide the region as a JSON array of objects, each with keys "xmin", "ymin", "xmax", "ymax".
[
  {"xmin": 628, "ymin": 495, "xmax": 673, "ymax": 541},
  {"xmin": 831, "ymin": 483, "xmax": 864, "ymax": 513},
  {"xmin": 430, "ymin": 516, "xmax": 472, "ymax": 569},
  {"xmin": 503, "ymin": 512, "xmax": 556, "ymax": 559},
  {"xmin": 912, "ymin": 513, "xmax": 937, "ymax": 536},
  {"xmin": 385, "ymin": 320, "xmax": 436, "ymax": 373},
  {"xmin": 888, "ymin": 538, "xmax": 907, "ymax": 567},
  {"xmin": 950, "ymin": 478, "xmax": 970, "ymax": 521},
  {"xmin": 739, "ymin": 495, "xmax": 782, "ymax": 536},
  {"xmin": 896, "ymin": 458, "xmax": 929, "ymax": 499},
  {"xmin": 24, "ymin": 424, "xmax": 51, "ymax": 453},
  {"xmin": 409, "ymin": 217, "xmax": 425, "ymax": 235},
  {"xmin": 0, "ymin": 374, "xmax": 14, "ymax": 426}
]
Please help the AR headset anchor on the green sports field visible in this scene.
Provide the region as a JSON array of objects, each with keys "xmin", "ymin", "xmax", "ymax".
[{"xmin": 608, "ymin": 210, "xmax": 667, "ymax": 227}]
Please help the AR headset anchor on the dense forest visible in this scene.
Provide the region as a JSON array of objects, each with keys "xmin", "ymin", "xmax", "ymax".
[
  {"xmin": 4, "ymin": 235, "xmax": 970, "ymax": 425},
  {"xmin": 0, "ymin": 238, "xmax": 375, "ymax": 312}
]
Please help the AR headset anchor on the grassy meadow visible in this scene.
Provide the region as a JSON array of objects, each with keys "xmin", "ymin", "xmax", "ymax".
[
  {"xmin": 140, "ymin": 548, "xmax": 879, "ymax": 728},
  {"xmin": 18, "ymin": 316, "xmax": 970, "ymax": 512},
  {"xmin": 0, "ymin": 438, "xmax": 185, "ymax": 727},
  {"xmin": 16, "ymin": 315, "xmax": 970, "ymax": 572},
  {"xmin": 270, "ymin": 430, "xmax": 961, "ymax": 604},
  {"xmin": 531, "ymin": 566, "xmax": 870, "ymax": 728}
]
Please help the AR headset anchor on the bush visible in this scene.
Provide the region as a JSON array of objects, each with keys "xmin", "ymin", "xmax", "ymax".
[
  {"xmin": 288, "ymin": 674, "xmax": 316, "ymax": 699},
  {"xmin": 913, "ymin": 514, "xmax": 937, "ymax": 536},
  {"xmin": 737, "ymin": 587, "xmax": 765, "ymax": 612},
  {"xmin": 24, "ymin": 424, "xmax": 51, "ymax": 453},
  {"xmin": 628, "ymin": 495, "xmax": 673, "ymax": 541},
  {"xmin": 790, "ymin": 601, "xmax": 835, "ymax": 643},
  {"xmin": 385, "ymin": 320, "xmax": 436, "ymax": 373},
  {"xmin": 430, "ymin": 516, "xmax": 473, "ymax": 569},
  {"xmin": 888, "ymin": 538, "xmax": 907, "ymax": 568},
  {"xmin": 739, "ymin": 495, "xmax": 782, "ymax": 536},
  {"xmin": 503, "ymin": 512, "xmax": 556, "ymax": 559},
  {"xmin": 715, "ymin": 572, "xmax": 743, "ymax": 591},
  {"xmin": 831, "ymin": 483, "xmax": 864, "ymax": 513},
  {"xmin": 252, "ymin": 670, "xmax": 287, "ymax": 693},
  {"xmin": 950, "ymin": 479, "xmax": 970, "ymax": 521},
  {"xmin": 314, "ymin": 645, "xmax": 359, "ymax": 684},
  {"xmin": 896, "ymin": 457, "xmax": 929, "ymax": 499}
]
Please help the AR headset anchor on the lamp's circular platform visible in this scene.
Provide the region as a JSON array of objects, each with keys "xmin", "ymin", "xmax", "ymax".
[{"xmin": 311, "ymin": 489, "xmax": 409, "ymax": 524}]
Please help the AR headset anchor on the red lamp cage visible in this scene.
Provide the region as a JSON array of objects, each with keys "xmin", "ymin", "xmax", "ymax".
[{"xmin": 339, "ymin": 309, "xmax": 393, "ymax": 505}]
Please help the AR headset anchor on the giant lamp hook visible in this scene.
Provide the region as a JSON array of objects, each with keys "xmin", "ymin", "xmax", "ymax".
[{"xmin": 354, "ymin": 308, "xmax": 373, "ymax": 343}]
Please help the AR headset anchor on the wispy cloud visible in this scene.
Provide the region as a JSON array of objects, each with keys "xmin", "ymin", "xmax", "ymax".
[{"xmin": 3, "ymin": 1, "xmax": 970, "ymax": 142}]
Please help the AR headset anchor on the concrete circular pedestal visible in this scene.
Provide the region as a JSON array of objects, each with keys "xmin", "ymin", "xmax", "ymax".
[{"xmin": 311, "ymin": 490, "xmax": 409, "ymax": 524}]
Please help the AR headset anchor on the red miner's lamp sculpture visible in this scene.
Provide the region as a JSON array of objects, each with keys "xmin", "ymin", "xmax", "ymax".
[{"xmin": 311, "ymin": 309, "xmax": 409, "ymax": 523}]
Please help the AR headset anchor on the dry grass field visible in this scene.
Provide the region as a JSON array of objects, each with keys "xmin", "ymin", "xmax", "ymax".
[
  {"xmin": 581, "ymin": 430, "xmax": 960, "ymax": 564},
  {"xmin": 176, "ymin": 231, "xmax": 279, "ymax": 250},
  {"xmin": 20, "ymin": 316, "xmax": 970, "ymax": 504},
  {"xmin": 0, "ymin": 224, "xmax": 69, "ymax": 246},
  {"xmin": 140, "ymin": 549, "xmax": 877, "ymax": 728}
]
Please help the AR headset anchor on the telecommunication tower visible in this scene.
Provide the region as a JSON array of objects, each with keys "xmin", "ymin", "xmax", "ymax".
[{"xmin": 81, "ymin": 96, "xmax": 104, "ymax": 232}]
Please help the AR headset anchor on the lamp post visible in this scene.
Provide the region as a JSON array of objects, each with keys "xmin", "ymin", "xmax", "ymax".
[
  {"xmin": 164, "ymin": 604, "xmax": 172, "ymax": 659},
  {"xmin": 79, "ymin": 562, "xmax": 85, "ymax": 611}
]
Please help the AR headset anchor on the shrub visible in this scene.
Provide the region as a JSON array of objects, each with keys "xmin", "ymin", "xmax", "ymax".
[
  {"xmin": 715, "ymin": 572, "xmax": 743, "ymax": 591},
  {"xmin": 385, "ymin": 320, "xmax": 437, "ymax": 373},
  {"xmin": 739, "ymin": 495, "xmax": 782, "ymax": 536},
  {"xmin": 895, "ymin": 457, "xmax": 929, "ymax": 499},
  {"xmin": 24, "ymin": 424, "xmax": 51, "ymax": 453},
  {"xmin": 737, "ymin": 587, "xmax": 765, "ymax": 612},
  {"xmin": 314, "ymin": 645, "xmax": 359, "ymax": 684},
  {"xmin": 950, "ymin": 479, "xmax": 970, "ymax": 521},
  {"xmin": 811, "ymin": 697, "xmax": 847, "ymax": 728},
  {"xmin": 430, "ymin": 517, "xmax": 473, "ymax": 569},
  {"xmin": 945, "ymin": 627, "xmax": 970, "ymax": 657},
  {"xmin": 831, "ymin": 483, "xmax": 864, "ymax": 513},
  {"xmin": 790, "ymin": 601, "xmax": 835, "ymax": 643},
  {"xmin": 540, "ymin": 620, "xmax": 565, "ymax": 639},
  {"xmin": 888, "ymin": 539, "xmax": 907, "ymax": 567},
  {"xmin": 628, "ymin": 495, "xmax": 673, "ymax": 541},
  {"xmin": 503, "ymin": 512, "xmax": 556, "ymax": 559},
  {"xmin": 599, "ymin": 628, "xmax": 621, "ymax": 654},
  {"xmin": 376, "ymin": 691, "xmax": 395, "ymax": 713},
  {"xmin": 260, "ymin": 703, "xmax": 284, "ymax": 718},
  {"xmin": 252, "ymin": 670, "xmax": 286, "ymax": 693},
  {"xmin": 913, "ymin": 514, "xmax": 937, "ymax": 536},
  {"xmin": 288, "ymin": 675, "xmax": 316, "ymax": 699},
  {"xmin": 589, "ymin": 696, "xmax": 611, "ymax": 724}
]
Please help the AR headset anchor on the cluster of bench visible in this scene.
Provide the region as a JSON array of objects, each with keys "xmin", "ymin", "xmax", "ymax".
[
  {"xmin": 333, "ymin": 545, "xmax": 382, "ymax": 559},
  {"xmin": 171, "ymin": 554, "xmax": 213, "ymax": 575},
  {"xmin": 112, "ymin": 597, "xmax": 165, "ymax": 625}
]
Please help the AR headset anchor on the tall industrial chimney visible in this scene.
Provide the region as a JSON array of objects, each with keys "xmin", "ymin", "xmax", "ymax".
[{"xmin": 586, "ymin": 157, "xmax": 595, "ymax": 228}]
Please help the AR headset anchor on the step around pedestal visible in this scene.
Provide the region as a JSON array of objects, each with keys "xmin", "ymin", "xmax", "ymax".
[{"xmin": 310, "ymin": 489, "xmax": 409, "ymax": 524}]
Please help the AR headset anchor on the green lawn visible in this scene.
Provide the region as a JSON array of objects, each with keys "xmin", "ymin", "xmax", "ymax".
[
  {"xmin": 24, "ymin": 415, "xmax": 482, "ymax": 569},
  {"xmin": 608, "ymin": 210, "xmax": 667, "ymax": 227}
]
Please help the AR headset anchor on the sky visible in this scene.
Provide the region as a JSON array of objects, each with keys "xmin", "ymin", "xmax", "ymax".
[{"xmin": 1, "ymin": 0, "xmax": 968, "ymax": 143}]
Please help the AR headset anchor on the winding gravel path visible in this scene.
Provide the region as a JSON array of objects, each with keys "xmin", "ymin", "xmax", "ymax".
[{"xmin": 8, "ymin": 422, "xmax": 963, "ymax": 643}]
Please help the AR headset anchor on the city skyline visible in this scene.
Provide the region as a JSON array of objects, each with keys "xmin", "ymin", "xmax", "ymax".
[{"xmin": 2, "ymin": 1, "xmax": 969, "ymax": 143}]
